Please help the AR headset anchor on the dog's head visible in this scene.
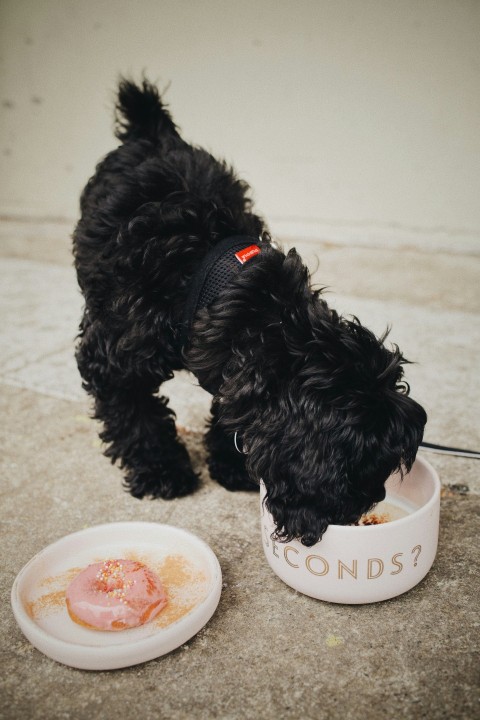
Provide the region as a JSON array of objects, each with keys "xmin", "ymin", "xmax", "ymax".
[
  {"xmin": 242, "ymin": 319, "xmax": 427, "ymax": 545},
  {"xmin": 188, "ymin": 247, "xmax": 427, "ymax": 546}
]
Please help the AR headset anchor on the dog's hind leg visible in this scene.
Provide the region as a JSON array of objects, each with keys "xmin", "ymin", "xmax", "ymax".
[
  {"xmin": 205, "ymin": 401, "xmax": 258, "ymax": 491},
  {"xmin": 76, "ymin": 320, "xmax": 199, "ymax": 499}
]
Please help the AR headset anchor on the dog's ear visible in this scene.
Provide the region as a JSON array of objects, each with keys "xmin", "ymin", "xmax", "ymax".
[
  {"xmin": 259, "ymin": 446, "xmax": 351, "ymax": 547},
  {"xmin": 243, "ymin": 391, "xmax": 354, "ymax": 546},
  {"xmin": 244, "ymin": 382, "xmax": 427, "ymax": 547},
  {"xmin": 253, "ymin": 422, "xmax": 374, "ymax": 546}
]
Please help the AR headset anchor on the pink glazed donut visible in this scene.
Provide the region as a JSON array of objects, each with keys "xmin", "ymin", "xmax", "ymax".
[{"xmin": 66, "ymin": 559, "xmax": 167, "ymax": 631}]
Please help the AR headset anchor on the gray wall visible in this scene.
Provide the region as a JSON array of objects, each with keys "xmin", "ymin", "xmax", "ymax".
[{"xmin": 1, "ymin": 0, "xmax": 479, "ymax": 250}]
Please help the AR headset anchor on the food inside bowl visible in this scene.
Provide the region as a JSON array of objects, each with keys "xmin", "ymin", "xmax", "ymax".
[
  {"xmin": 356, "ymin": 497, "xmax": 416, "ymax": 525},
  {"xmin": 356, "ymin": 512, "xmax": 390, "ymax": 525}
]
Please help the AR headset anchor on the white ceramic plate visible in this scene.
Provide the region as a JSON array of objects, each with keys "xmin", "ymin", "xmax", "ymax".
[{"xmin": 11, "ymin": 522, "xmax": 222, "ymax": 670}]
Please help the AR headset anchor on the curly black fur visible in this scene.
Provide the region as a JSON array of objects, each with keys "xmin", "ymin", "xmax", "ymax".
[{"xmin": 73, "ymin": 77, "xmax": 427, "ymax": 545}]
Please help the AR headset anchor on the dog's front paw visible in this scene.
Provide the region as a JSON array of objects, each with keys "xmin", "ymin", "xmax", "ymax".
[
  {"xmin": 124, "ymin": 461, "xmax": 199, "ymax": 499},
  {"xmin": 207, "ymin": 455, "xmax": 258, "ymax": 492}
]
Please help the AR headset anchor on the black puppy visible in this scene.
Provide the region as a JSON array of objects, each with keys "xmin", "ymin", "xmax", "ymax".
[{"xmin": 73, "ymin": 78, "xmax": 427, "ymax": 546}]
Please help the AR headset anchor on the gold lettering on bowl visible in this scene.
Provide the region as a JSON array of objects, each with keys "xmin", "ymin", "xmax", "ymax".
[
  {"xmin": 411, "ymin": 545, "xmax": 422, "ymax": 566},
  {"xmin": 306, "ymin": 554, "xmax": 329, "ymax": 576},
  {"xmin": 338, "ymin": 559, "xmax": 358, "ymax": 579},
  {"xmin": 390, "ymin": 553, "xmax": 404, "ymax": 575},
  {"xmin": 284, "ymin": 546, "xmax": 300, "ymax": 568},
  {"xmin": 272, "ymin": 540, "xmax": 279, "ymax": 558},
  {"xmin": 367, "ymin": 558, "xmax": 384, "ymax": 579}
]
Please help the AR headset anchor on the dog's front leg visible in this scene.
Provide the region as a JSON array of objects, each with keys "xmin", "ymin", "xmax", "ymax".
[
  {"xmin": 205, "ymin": 401, "xmax": 258, "ymax": 491},
  {"xmin": 76, "ymin": 326, "xmax": 198, "ymax": 499},
  {"xmin": 97, "ymin": 386, "xmax": 199, "ymax": 499}
]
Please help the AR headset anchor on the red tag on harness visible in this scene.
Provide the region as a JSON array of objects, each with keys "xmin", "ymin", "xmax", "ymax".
[{"xmin": 235, "ymin": 244, "xmax": 261, "ymax": 264}]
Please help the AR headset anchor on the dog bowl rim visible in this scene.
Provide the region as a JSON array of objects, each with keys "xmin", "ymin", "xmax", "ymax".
[{"xmin": 261, "ymin": 454, "xmax": 441, "ymax": 535}]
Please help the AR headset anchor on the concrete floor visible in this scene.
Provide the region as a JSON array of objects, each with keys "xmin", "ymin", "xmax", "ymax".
[{"xmin": 1, "ymin": 219, "xmax": 479, "ymax": 719}]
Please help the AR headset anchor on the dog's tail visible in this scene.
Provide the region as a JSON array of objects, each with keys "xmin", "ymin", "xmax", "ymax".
[{"xmin": 114, "ymin": 77, "xmax": 179, "ymax": 143}]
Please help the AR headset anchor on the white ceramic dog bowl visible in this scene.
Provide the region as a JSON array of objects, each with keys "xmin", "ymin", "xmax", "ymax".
[{"xmin": 260, "ymin": 455, "xmax": 440, "ymax": 604}]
